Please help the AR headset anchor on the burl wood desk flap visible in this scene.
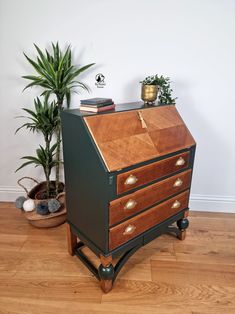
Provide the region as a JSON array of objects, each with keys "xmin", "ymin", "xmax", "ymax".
[{"xmin": 84, "ymin": 105, "xmax": 195, "ymax": 172}]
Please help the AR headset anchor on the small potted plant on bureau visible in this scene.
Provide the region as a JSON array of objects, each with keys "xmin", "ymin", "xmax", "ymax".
[{"xmin": 141, "ymin": 74, "xmax": 177, "ymax": 105}]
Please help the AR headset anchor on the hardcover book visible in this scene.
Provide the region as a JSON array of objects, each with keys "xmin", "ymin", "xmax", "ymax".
[
  {"xmin": 80, "ymin": 98, "xmax": 113, "ymax": 105},
  {"xmin": 80, "ymin": 104, "xmax": 115, "ymax": 113},
  {"xmin": 80, "ymin": 101, "xmax": 114, "ymax": 108}
]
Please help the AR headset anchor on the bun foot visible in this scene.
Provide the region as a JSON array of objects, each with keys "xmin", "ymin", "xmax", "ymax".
[
  {"xmin": 177, "ymin": 218, "xmax": 189, "ymax": 241},
  {"xmin": 100, "ymin": 279, "xmax": 113, "ymax": 293},
  {"xmin": 177, "ymin": 229, "xmax": 186, "ymax": 240},
  {"xmin": 98, "ymin": 255, "xmax": 114, "ymax": 293}
]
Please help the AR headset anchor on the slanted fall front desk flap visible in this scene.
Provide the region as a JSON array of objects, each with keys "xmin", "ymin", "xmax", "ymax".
[{"xmin": 84, "ymin": 105, "xmax": 195, "ymax": 172}]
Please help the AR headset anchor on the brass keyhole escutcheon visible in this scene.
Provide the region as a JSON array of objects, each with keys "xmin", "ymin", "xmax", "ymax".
[{"xmin": 137, "ymin": 111, "xmax": 147, "ymax": 129}]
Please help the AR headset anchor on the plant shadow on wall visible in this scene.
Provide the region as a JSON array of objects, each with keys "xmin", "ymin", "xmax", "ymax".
[{"xmin": 15, "ymin": 42, "xmax": 95, "ymax": 227}]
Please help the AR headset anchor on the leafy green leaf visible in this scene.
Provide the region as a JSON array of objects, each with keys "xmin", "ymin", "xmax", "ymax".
[
  {"xmin": 15, "ymin": 160, "xmax": 36, "ymax": 172},
  {"xmin": 23, "ymin": 43, "xmax": 95, "ymax": 108}
]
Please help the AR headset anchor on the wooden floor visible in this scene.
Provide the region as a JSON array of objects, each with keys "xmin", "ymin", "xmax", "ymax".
[{"xmin": 0, "ymin": 203, "xmax": 235, "ymax": 314}]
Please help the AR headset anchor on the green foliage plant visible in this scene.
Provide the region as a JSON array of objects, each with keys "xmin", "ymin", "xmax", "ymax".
[
  {"xmin": 20, "ymin": 42, "xmax": 95, "ymax": 194},
  {"xmin": 16, "ymin": 97, "xmax": 59, "ymax": 198},
  {"xmin": 141, "ymin": 74, "xmax": 177, "ymax": 105}
]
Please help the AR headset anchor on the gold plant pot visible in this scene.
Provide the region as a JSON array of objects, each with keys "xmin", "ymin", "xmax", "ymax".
[{"xmin": 141, "ymin": 84, "xmax": 158, "ymax": 105}]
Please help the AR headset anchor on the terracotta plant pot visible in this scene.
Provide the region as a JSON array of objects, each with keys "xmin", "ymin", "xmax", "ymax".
[{"xmin": 17, "ymin": 177, "xmax": 67, "ymax": 228}]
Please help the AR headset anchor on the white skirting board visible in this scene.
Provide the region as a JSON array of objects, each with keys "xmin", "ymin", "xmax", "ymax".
[
  {"xmin": 0, "ymin": 186, "xmax": 23, "ymax": 202},
  {"xmin": 0, "ymin": 186, "xmax": 235, "ymax": 213},
  {"xmin": 189, "ymin": 194, "xmax": 235, "ymax": 213}
]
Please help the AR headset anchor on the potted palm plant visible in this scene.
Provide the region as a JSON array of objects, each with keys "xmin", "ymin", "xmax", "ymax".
[
  {"xmin": 15, "ymin": 43, "xmax": 95, "ymax": 227},
  {"xmin": 16, "ymin": 97, "xmax": 60, "ymax": 198},
  {"xmin": 15, "ymin": 97, "xmax": 66, "ymax": 227},
  {"xmin": 23, "ymin": 42, "xmax": 95, "ymax": 195}
]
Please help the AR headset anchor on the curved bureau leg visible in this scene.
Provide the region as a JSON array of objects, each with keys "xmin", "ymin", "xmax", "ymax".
[
  {"xmin": 177, "ymin": 218, "xmax": 189, "ymax": 240},
  {"xmin": 98, "ymin": 255, "xmax": 114, "ymax": 293},
  {"xmin": 72, "ymin": 243, "xmax": 141, "ymax": 293}
]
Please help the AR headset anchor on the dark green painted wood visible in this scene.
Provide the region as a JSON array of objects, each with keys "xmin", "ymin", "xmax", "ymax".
[
  {"xmin": 142, "ymin": 210, "xmax": 186, "ymax": 246},
  {"xmin": 177, "ymin": 218, "xmax": 189, "ymax": 230},
  {"xmin": 74, "ymin": 242, "xmax": 100, "ymax": 280},
  {"xmin": 98, "ymin": 264, "xmax": 114, "ymax": 281},
  {"xmin": 61, "ymin": 111, "xmax": 110, "ymax": 253}
]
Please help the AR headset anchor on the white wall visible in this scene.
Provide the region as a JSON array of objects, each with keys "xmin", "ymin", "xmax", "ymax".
[{"xmin": 0, "ymin": 0, "xmax": 235, "ymax": 212}]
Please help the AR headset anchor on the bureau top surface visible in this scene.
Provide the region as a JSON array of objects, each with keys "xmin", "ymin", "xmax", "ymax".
[
  {"xmin": 64, "ymin": 102, "xmax": 196, "ymax": 172},
  {"xmin": 65, "ymin": 101, "xmax": 166, "ymax": 117}
]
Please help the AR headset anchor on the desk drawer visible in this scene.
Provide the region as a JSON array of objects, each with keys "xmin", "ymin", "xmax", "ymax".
[
  {"xmin": 110, "ymin": 169, "xmax": 191, "ymax": 225},
  {"xmin": 117, "ymin": 151, "xmax": 190, "ymax": 194},
  {"xmin": 109, "ymin": 190, "xmax": 189, "ymax": 250}
]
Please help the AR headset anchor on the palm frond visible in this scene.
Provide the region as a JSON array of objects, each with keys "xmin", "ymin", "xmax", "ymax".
[
  {"xmin": 22, "ymin": 43, "xmax": 95, "ymax": 107},
  {"xmin": 15, "ymin": 160, "xmax": 37, "ymax": 172},
  {"xmin": 16, "ymin": 97, "xmax": 60, "ymax": 137}
]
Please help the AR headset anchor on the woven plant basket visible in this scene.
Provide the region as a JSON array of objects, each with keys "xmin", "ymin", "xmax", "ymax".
[{"xmin": 17, "ymin": 177, "xmax": 67, "ymax": 228}]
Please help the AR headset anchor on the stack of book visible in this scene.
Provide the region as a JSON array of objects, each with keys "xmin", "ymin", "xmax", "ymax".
[{"xmin": 80, "ymin": 98, "xmax": 115, "ymax": 113}]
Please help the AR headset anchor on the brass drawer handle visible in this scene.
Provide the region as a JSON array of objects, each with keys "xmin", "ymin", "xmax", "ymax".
[
  {"xmin": 175, "ymin": 157, "xmax": 185, "ymax": 166},
  {"xmin": 123, "ymin": 224, "xmax": 136, "ymax": 235},
  {"xmin": 124, "ymin": 199, "xmax": 137, "ymax": 211},
  {"xmin": 171, "ymin": 200, "xmax": 181, "ymax": 209},
  {"xmin": 173, "ymin": 178, "xmax": 183, "ymax": 187},
  {"xmin": 124, "ymin": 174, "xmax": 138, "ymax": 185}
]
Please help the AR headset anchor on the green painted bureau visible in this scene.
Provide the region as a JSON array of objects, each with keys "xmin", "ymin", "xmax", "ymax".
[{"xmin": 61, "ymin": 101, "xmax": 196, "ymax": 292}]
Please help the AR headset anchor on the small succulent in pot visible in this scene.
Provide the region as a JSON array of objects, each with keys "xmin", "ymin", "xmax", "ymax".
[{"xmin": 140, "ymin": 74, "xmax": 177, "ymax": 105}]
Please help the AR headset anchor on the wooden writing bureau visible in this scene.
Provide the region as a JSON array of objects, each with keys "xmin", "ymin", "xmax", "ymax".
[{"xmin": 61, "ymin": 102, "xmax": 196, "ymax": 293}]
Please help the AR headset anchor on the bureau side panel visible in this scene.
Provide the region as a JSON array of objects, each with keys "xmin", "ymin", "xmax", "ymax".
[{"xmin": 61, "ymin": 111, "xmax": 109, "ymax": 254}]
